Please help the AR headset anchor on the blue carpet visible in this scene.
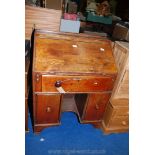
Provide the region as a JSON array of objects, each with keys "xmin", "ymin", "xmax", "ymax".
[{"xmin": 25, "ymin": 112, "xmax": 129, "ymax": 155}]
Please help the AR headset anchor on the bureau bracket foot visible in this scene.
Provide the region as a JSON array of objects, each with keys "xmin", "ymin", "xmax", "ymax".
[{"xmin": 33, "ymin": 123, "xmax": 60, "ymax": 134}]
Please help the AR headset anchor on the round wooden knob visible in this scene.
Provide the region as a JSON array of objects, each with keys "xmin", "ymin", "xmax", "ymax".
[
  {"xmin": 122, "ymin": 121, "xmax": 127, "ymax": 126},
  {"xmin": 55, "ymin": 81, "xmax": 62, "ymax": 87}
]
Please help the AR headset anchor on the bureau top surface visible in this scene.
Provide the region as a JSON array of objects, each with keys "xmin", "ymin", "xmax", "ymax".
[{"xmin": 33, "ymin": 30, "xmax": 117, "ymax": 76}]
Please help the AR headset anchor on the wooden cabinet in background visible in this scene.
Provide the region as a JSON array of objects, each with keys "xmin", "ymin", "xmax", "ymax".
[
  {"xmin": 111, "ymin": 41, "xmax": 129, "ymax": 103},
  {"xmin": 44, "ymin": 0, "xmax": 62, "ymax": 10},
  {"xmin": 102, "ymin": 41, "xmax": 129, "ymax": 134},
  {"xmin": 25, "ymin": 5, "xmax": 62, "ymax": 40}
]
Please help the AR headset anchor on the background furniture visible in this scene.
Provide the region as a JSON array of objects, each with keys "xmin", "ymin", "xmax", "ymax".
[
  {"xmin": 32, "ymin": 30, "xmax": 117, "ymax": 133},
  {"xmin": 86, "ymin": 12, "xmax": 112, "ymax": 24},
  {"xmin": 112, "ymin": 23, "xmax": 129, "ymax": 41},
  {"xmin": 43, "ymin": 0, "xmax": 62, "ymax": 9},
  {"xmin": 25, "ymin": 5, "xmax": 62, "ymax": 40},
  {"xmin": 102, "ymin": 41, "xmax": 129, "ymax": 133}
]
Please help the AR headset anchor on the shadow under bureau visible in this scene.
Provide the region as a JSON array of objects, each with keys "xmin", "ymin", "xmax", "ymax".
[{"xmin": 32, "ymin": 30, "xmax": 117, "ymax": 133}]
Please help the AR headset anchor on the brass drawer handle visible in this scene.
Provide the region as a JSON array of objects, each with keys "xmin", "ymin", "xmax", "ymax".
[
  {"xmin": 122, "ymin": 121, "xmax": 127, "ymax": 126},
  {"xmin": 46, "ymin": 107, "xmax": 51, "ymax": 113}
]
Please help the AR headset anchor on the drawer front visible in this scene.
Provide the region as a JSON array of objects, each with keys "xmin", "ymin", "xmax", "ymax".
[
  {"xmin": 114, "ymin": 106, "xmax": 129, "ymax": 117},
  {"xmin": 110, "ymin": 98, "xmax": 129, "ymax": 106},
  {"xmin": 41, "ymin": 75, "xmax": 115, "ymax": 93},
  {"xmin": 35, "ymin": 94, "xmax": 61, "ymax": 124},
  {"xmin": 109, "ymin": 116, "xmax": 129, "ymax": 128},
  {"xmin": 83, "ymin": 93, "xmax": 111, "ymax": 121},
  {"xmin": 103, "ymin": 102, "xmax": 128, "ymax": 126}
]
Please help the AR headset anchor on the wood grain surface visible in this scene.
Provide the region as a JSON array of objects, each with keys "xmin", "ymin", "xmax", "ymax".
[
  {"xmin": 25, "ymin": 5, "xmax": 61, "ymax": 39},
  {"xmin": 110, "ymin": 41, "xmax": 129, "ymax": 103},
  {"xmin": 33, "ymin": 30, "xmax": 117, "ymax": 75}
]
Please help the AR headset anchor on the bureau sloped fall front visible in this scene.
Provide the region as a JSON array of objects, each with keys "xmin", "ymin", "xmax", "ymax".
[{"xmin": 32, "ymin": 30, "xmax": 117, "ymax": 133}]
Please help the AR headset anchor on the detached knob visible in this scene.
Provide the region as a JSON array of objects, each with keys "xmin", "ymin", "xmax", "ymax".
[{"xmin": 55, "ymin": 81, "xmax": 62, "ymax": 87}]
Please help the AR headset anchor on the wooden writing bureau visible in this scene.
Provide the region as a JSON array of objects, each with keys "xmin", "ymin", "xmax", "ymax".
[{"xmin": 32, "ymin": 30, "xmax": 117, "ymax": 133}]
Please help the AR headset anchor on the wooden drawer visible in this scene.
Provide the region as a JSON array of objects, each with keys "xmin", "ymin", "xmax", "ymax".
[
  {"xmin": 113, "ymin": 106, "xmax": 128, "ymax": 117},
  {"xmin": 40, "ymin": 75, "xmax": 115, "ymax": 93},
  {"xmin": 35, "ymin": 94, "xmax": 62, "ymax": 124},
  {"xmin": 103, "ymin": 102, "xmax": 128, "ymax": 126},
  {"xmin": 83, "ymin": 93, "xmax": 111, "ymax": 121},
  {"xmin": 110, "ymin": 98, "xmax": 129, "ymax": 106},
  {"xmin": 109, "ymin": 116, "xmax": 129, "ymax": 128}
]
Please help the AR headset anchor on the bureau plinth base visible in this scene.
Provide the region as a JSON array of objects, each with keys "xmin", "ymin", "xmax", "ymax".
[
  {"xmin": 34, "ymin": 121, "xmax": 103, "ymax": 134},
  {"xmin": 33, "ymin": 120, "xmax": 103, "ymax": 134},
  {"xmin": 34, "ymin": 123, "xmax": 61, "ymax": 134},
  {"xmin": 33, "ymin": 95, "xmax": 104, "ymax": 134}
]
